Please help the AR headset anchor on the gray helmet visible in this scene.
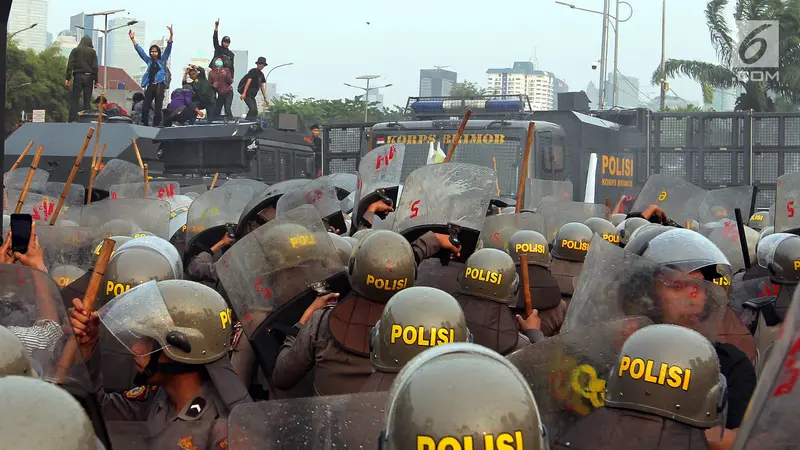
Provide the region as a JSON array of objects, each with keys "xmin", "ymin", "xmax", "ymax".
[
  {"xmin": 605, "ymin": 324, "xmax": 726, "ymax": 429},
  {"xmin": 457, "ymin": 248, "xmax": 519, "ymax": 303},
  {"xmin": 0, "ymin": 376, "xmax": 98, "ymax": 449},
  {"xmin": 50, "ymin": 264, "xmax": 87, "ymax": 289},
  {"xmin": 328, "ymin": 232, "xmax": 353, "ymax": 266},
  {"xmin": 90, "ymin": 235, "xmax": 133, "ymax": 269},
  {"xmin": 624, "ymin": 224, "xmax": 671, "ymax": 256},
  {"xmin": 757, "ymin": 226, "xmax": 775, "ymax": 249},
  {"xmin": 551, "ymin": 222, "xmax": 593, "ymax": 262},
  {"xmin": 0, "ymin": 326, "xmax": 34, "ymax": 377},
  {"xmin": 610, "ymin": 213, "xmax": 627, "ymax": 227},
  {"xmin": 748, "ymin": 211, "xmax": 770, "ymax": 231},
  {"xmin": 507, "ymin": 229, "xmax": 550, "ymax": 268},
  {"xmin": 101, "ymin": 218, "xmax": 141, "ymax": 237},
  {"xmin": 352, "ymin": 228, "xmax": 378, "ymax": 242},
  {"xmin": 349, "ymin": 230, "xmax": 415, "ymax": 304},
  {"xmin": 584, "ymin": 217, "xmax": 620, "ymax": 245},
  {"xmin": 98, "ymin": 280, "xmax": 232, "ymax": 365},
  {"xmin": 381, "ymin": 343, "xmax": 548, "ymax": 450},
  {"xmin": 617, "ymin": 217, "xmax": 650, "ymax": 246},
  {"xmin": 370, "ymin": 287, "xmax": 469, "ymax": 373},
  {"xmin": 759, "ymin": 233, "xmax": 800, "ymax": 285},
  {"xmin": 97, "ymin": 238, "xmax": 182, "ymax": 307},
  {"xmin": 641, "ymin": 228, "xmax": 732, "ymax": 281}
]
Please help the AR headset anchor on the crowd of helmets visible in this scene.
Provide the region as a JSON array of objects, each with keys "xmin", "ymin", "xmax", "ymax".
[{"xmin": 1, "ymin": 144, "xmax": 799, "ymax": 450}]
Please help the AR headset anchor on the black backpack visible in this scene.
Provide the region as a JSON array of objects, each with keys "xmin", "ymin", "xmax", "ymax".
[{"xmin": 237, "ymin": 74, "xmax": 248, "ymax": 95}]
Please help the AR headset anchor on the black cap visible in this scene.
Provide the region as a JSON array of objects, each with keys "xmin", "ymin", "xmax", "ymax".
[
  {"xmin": 222, "ymin": 36, "xmax": 231, "ymax": 43},
  {"xmin": 310, "ymin": 124, "xmax": 321, "ymax": 130},
  {"xmin": 255, "ymin": 56, "xmax": 268, "ymax": 65}
]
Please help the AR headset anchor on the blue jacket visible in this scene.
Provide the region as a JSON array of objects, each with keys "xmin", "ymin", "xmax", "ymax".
[{"xmin": 135, "ymin": 41, "xmax": 172, "ymax": 88}]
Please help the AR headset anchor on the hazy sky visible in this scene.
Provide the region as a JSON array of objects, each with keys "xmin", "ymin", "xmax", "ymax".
[{"xmin": 47, "ymin": 0, "xmax": 727, "ymax": 107}]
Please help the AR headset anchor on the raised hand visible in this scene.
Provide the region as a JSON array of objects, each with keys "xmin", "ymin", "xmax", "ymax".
[
  {"xmin": 167, "ymin": 25, "xmax": 173, "ymax": 36},
  {"xmin": 128, "ymin": 29, "xmax": 135, "ymax": 40},
  {"xmin": 215, "ymin": 18, "xmax": 220, "ymax": 27}
]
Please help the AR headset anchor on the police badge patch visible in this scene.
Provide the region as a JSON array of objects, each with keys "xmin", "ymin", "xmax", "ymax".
[
  {"xmin": 124, "ymin": 385, "xmax": 157, "ymax": 401},
  {"xmin": 178, "ymin": 436, "xmax": 198, "ymax": 450}
]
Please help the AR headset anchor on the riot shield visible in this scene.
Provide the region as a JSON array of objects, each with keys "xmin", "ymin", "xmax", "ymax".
[
  {"xmin": 228, "ymin": 393, "xmax": 388, "ymax": 450},
  {"xmin": 732, "ymin": 287, "xmax": 800, "ymax": 449},
  {"xmin": 220, "ymin": 178, "xmax": 269, "ymax": 193},
  {"xmin": 479, "ymin": 211, "xmax": 547, "ymax": 251},
  {"xmin": 107, "ymin": 419, "xmax": 228, "ymax": 450},
  {"xmin": 341, "ymin": 191, "xmax": 355, "ymax": 214},
  {"xmin": 236, "ymin": 179, "xmax": 311, "ymax": 237},
  {"xmin": 705, "ymin": 219, "xmax": 759, "ymax": 273},
  {"xmin": 3, "ymin": 167, "xmax": 49, "ymax": 189},
  {"xmin": 698, "ymin": 186, "xmax": 755, "ymax": 224},
  {"xmin": 562, "ymin": 237, "xmax": 728, "ymax": 339},
  {"xmin": 631, "ymin": 174, "xmax": 707, "ymax": 225},
  {"xmin": 108, "ymin": 181, "xmax": 181, "ymax": 201},
  {"xmin": 91, "ymin": 159, "xmax": 144, "ymax": 192},
  {"xmin": 37, "ymin": 226, "xmax": 106, "ymax": 287},
  {"xmin": 523, "ymin": 178, "xmax": 574, "ymax": 209},
  {"xmin": 27, "ymin": 181, "xmax": 85, "ymax": 208},
  {"xmin": 352, "ymin": 144, "xmax": 406, "ymax": 228},
  {"xmin": 730, "ymin": 277, "xmax": 778, "ymax": 317},
  {"xmin": 775, "ymin": 172, "xmax": 800, "ymax": 233},
  {"xmin": 185, "ymin": 184, "xmax": 257, "ymax": 250},
  {"xmin": 321, "ymin": 172, "xmax": 359, "ymax": 200},
  {"xmin": 216, "ymin": 205, "xmax": 347, "ymax": 376},
  {"xmin": 393, "ymin": 163, "xmax": 495, "ymax": 234},
  {"xmin": 182, "ymin": 184, "xmax": 209, "ymax": 197},
  {"xmin": 534, "ymin": 201, "xmax": 609, "ymax": 241},
  {"xmin": 4, "ymin": 190, "xmax": 62, "ymax": 222},
  {"xmin": 507, "ymin": 316, "xmax": 654, "ymax": 444},
  {"xmin": 275, "ymin": 178, "xmax": 346, "ymax": 233},
  {"xmin": 78, "ymin": 198, "xmax": 171, "ymax": 239}
]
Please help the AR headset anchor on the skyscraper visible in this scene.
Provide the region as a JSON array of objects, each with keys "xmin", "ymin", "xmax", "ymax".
[
  {"xmin": 486, "ymin": 61, "xmax": 559, "ymax": 110},
  {"xmin": 419, "ymin": 68, "xmax": 458, "ymax": 97},
  {"xmin": 9, "ymin": 0, "xmax": 48, "ymax": 52},
  {"xmin": 70, "ymin": 13, "xmax": 97, "ymax": 49},
  {"xmin": 231, "ymin": 49, "xmax": 250, "ymax": 118},
  {"xmin": 604, "ymin": 72, "xmax": 641, "ymax": 108},
  {"xmin": 107, "ymin": 16, "xmax": 146, "ymax": 85}
]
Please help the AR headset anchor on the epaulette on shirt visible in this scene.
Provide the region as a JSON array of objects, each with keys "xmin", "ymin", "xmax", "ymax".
[{"xmin": 124, "ymin": 385, "xmax": 158, "ymax": 401}]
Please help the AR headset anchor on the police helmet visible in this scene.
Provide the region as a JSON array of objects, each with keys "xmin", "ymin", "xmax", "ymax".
[
  {"xmin": 758, "ymin": 233, "xmax": 800, "ymax": 285},
  {"xmin": 624, "ymin": 224, "xmax": 671, "ymax": 256},
  {"xmin": 507, "ymin": 229, "xmax": 550, "ymax": 268},
  {"xmin": 617, "ymin": 217, "xmax": 650, "ymax": 246},
  {"xmin": 551, "ymin": 222, "xmax": 593, "ymax": 262},
  {"xmin": 610, "ymin": 213, "xmax": 627, "ymax": 227},
  {"xmin": 641, "ymin": 228, "xmax": 732, "ymax": 281},
  {"xmin": 349, "ymin": 230, "xmax": 416, "ymax": 304},
  {"xmin": 457, "ymin": 248, "xmax": 519, "ymax": 303},
  {"xmin": 328, "ymin": 232, "xmax": 353, "ymax": 266},
  {"xmin": 748, "ymin": 211, "xmax": 770, "ymax": 231},
  {"xmin": 584, "ymin": 217, "xmax": 620, "ymax": 245}
]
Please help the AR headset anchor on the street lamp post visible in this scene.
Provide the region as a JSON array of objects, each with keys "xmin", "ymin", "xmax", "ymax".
[
  {"xmin": 344, "ymin": 75, "xmax": 393, "ymax": 122},
  {"xmin": 76, "ymin": 9, "xmax": 126, "ymax": 90},
  {"xmin": 555, "ymin": 0, "xmax": 632, "ymax": 108},
  {"xmin": 264, "ymin": 62, "xmax": 294, "ymax": 101},
  {"xmin": 659, "ymin": 0, "xmax": 667, "ymax": 110},
  {"xmin": 9, "ymin": 23, "xmax": 38, "ymax": 41}
]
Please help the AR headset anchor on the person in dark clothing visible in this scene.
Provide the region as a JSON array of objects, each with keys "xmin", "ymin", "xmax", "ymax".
[
  {"xmin": 210, "ymin": 19, "xmax": 236, "ymax": 76},
  {"xmin": 66, "ymin": 35, "xmax": 99, "ymax": 122},
  {"xmin": 163, "ymin": 80, "xmax": 204, "ymax": 127},
  {"xmin": 209, "ymin": 58, "xmax": 234, "ymax": 121},
  {"xmin": 311, "ymin": 124, "xmax": 322, "ymax": 175},
  {"xmin": 239, "ymin": 57, "xmax": 268, "ymax": 120},
  {"xmin": 185, "ymin": 66, "xmax": 215, "ymax": 116},
  {"xmin": 129, "ymin": 26, "xmax": 173, "ymax": 127}
]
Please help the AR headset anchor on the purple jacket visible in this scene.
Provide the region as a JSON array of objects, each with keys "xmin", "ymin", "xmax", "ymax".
[{"xmin": 168, "ymin": 85, "xmax": 194, "ymax": 111}]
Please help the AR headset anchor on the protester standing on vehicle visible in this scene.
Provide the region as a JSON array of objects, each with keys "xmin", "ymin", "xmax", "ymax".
[
  {"xmin": 130, "ymin": 25, "xmax": 173, "ymax": 127},
  {"xmin": 65, "ymin": 35, "xmax": 99, "ymax": 122},
  {"xmin": 185, "ymin": 65, "xmax": 215, "ymax": 118},
  {"xmin": 238, "ymin": 57, "xmax": 268, "ymax": 120},
  {"xmin": 210, "ymin": 19, "xmax": 236, "ymax": 76},
  {"xmin": 209, "ymin": 58, "xmax": 234, "ymax": 121}
]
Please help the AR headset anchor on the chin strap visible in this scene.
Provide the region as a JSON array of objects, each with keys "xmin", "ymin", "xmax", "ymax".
[{"xmin": 133, "ymin": 342, "xmax": 201, "ymax": 386}]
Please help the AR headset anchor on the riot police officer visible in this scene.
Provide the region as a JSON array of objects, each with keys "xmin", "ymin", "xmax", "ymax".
[
  {"xmin": 551, "ymin": 222, "xmax": 593, "ymax": 302},
  {"xmin": 584, "ymin": 217, "xmax": 621, "ymax": 245},
  {"xmin": 554, "ymin": 325, "xmax": 726, "ymax": 449},
  {"xmin": 379, "ymin": 343, "xmax": 549, "ymax": 450},
  {"xmin": 70, "ymin": 280, "xmax": 251, "ymax": 447},
  {"xmin": 363, "ymin": 286, "xmax": 470, "ymax": 391},
  {"xmin": 507, "ymin": 229, "xmax": 566, "ymax": 336},
  {"xmin": 0, "ymin": 376, "xmax": 102, "ymax": 449},
  {"xmin": 0, "ymin": 325, "xmax": 35, "ymax": 377},
  {"xmin": 273, "ymin": 230, "xmax": 417, "ymax": 396},
  {"xmin": 454, "ymin": 248, "xmax": 541, "ymax": 354},
  {"xmin": 623, "ymin": 223, "xmax": 670, "ymax": 256},
  {"xmin": 617, "ymin": 216, "xmax": 649, "ymax": 247},
  {"xmin": 748, "ymin": 211, "xmax": 770, "ymax": 231}
]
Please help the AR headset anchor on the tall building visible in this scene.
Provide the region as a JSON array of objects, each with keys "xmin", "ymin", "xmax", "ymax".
[
  {"xmin": 46, "ymin": 32, "xmax": 52, "ymax": 47},
  {"xmin": 231, "ymin": 49, "xmax": 250, "ymax": 118},
  {"xmin": 69, "ymin": 13, "xmax": 97, "ymax": 49},
  {"xmin": 604, "ymin": 73, "xmax": 641, "ymax": 108},
  {"xmin": 419, "ymin": 68, "xmax": 458, "ymax": 97},
  {"xmin": 486, "ymin": 61, "xmax": 558, "ymax": 110},
  {"xmin": 366, "ymin": 87, "xmax": 385, "ymax": 111},
  {"xmin": 709, "ymin": 86, "xmax": 743, "ymax": 111},
  {"xmin": 9, "ymin": 0, "xmax": 48, "ymax": 52},
  {"xmin": 553, "ymin": 78, "xmax": 569, "ymax": 109},
  {"xmin": 107, "ymin": 16, "xmax": 146, "ymax": 86},
  {"xmin": 55, "ymin": 30, "xmax": 78, "ymax": 58},
  {"xmin": 586, "ymin": 81, "xmax": 600, "ymax": 107}
]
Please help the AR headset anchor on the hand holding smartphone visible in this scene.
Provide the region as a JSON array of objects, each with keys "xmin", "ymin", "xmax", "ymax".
[{"xmin": 10, "ymin": 214, "xmax": 32, "ymax": 254}]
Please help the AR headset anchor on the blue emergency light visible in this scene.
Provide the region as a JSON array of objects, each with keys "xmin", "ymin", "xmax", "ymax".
[{"xmin": 410, "ymin": 99, "xmax": 523, "ymax": 115}]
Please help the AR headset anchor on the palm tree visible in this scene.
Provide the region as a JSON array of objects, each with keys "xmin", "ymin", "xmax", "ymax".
[{"xmin": 652, "ymin": 0, "xmax": 800, "ymax": 111}]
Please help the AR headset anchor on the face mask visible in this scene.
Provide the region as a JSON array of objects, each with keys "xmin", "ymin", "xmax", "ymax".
[{"xmin": 215, "ymin": 60, "xmax": 223, "ymax": 67}]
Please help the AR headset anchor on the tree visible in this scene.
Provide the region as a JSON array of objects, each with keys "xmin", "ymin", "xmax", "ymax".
[
  {"xmin": 6, "ymin": 37, "xmax": 71, "ymax": 132},
  {"xmin": 661, "ymin": 104, "xmax": 712, "ymax": 112},
  {"xmin": 262, "ymin": 95, "xmax": 407, "ymax": 129},
  {"xmin": 449, "ymin": 80, "xmax": 486, "ymax": 97},
  {"xmin": 651, "ymin": 0, "xmax": 800, "ymax": 112}
]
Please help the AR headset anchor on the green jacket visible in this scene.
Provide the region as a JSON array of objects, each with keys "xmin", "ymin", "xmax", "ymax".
[
  {"xmin": 66, "ymin": 36, "xmax": 99, "ymax": 83},
  {"xmin": 192, "ymin": 72, "xmax": 216, "ymax": 110}
]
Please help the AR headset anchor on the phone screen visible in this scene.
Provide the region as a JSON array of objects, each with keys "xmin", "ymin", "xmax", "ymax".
[{"xmin": 10, "ymin": 214, "xmax": 32, "ymax": 254}]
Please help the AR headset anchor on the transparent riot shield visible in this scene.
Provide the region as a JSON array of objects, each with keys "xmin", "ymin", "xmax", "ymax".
[
  {"xmin": 705, "ymin": 219, "xmax": 759, "ymax": 273},
  {"xmin": 732, "ymin": 287, "xmax": 800, "ymax": 450},
  {"xmin": 220, "ymin": 178, "xmax": 269, "ymax": 193},
  {"xmin": 523, "ymin": 178, "xmax": 574, "ymax": 209},
  {"xmin": 117, "ymin": 236, "xmax": 184, "ymax": 280},
  {"xmin": 631, "ymin": 174, "xmax": 707, "ymax": 225},
  {"xmin": 321, "ymin": 172, "xmax": 359, "ymax": 199},
  {"xmin": 534, "ymin": 201, "xmax": 609, "ymax": 241},
  {"xmin": 185, "ymin": 184, "xmax": 257, "ymax": 248},
  {"xmin": 78, "ymin": 198, "xmax": 171, "ymax": 239},
  {"xmin": 775, "ymin": 172, "xmax": 800, "ymax": 233},
  {"xmin": 109, "ymin": 181, "xmax": 181, "ymax": 201},
  {"xmin": 341, "ymin": 191, "xmax": 355, "ymax": 214},
  {"xmin": 182, "ymin": 184, "xmax": 209, "ymax": 198},
  {"xmin": 562, "ymin": 237, "xmax": 728, "ymax": 339},
  {"xmin": 730, "ymin": 277, "xmax": 778, "ymax": 317},
  {"xmin": 698, "ymin": 186, "xmax": 755, "ymax": 224},
  {"xmin": 393, "ymin": 163, "xmax": 496, "ymax": 235},
  {"xmin": 479, "ymin": 211, "xmax": 547, "ymax": 251},
  {"xmin": 228, "ymin": 393, "xmax": 388, "ymax": 450},
  {"xmin": 3, "ymin": 167, "xmax": 49, "ymax": 189},
  {"xmin": 107, "ymin": 419, "xmax": 228, "ymax": 450},
  {"xmin": 275, "ymin": 178, "xmax": 346, "ymax": 233},
  {"xmin": 91, "ymin": 159, "xmax": 144, "ymax": 193},
  {"xmin": 216, "ymin": 205, "xmax": 347, "ymax": 376},
  {"xmin": 236, "ymin": 179, "xmax": 311, "ymax": 236},
  {"xmin": 4, "ymin": 190, "xmax": 62, "ymax": 222},
  {"xmin": 352, "ymin": 144, "xmax": 406, "ymax": 226},
  {"xmin": 37, "ymin": 226, "xmax": 106, "ymax": 287},
  {"xmin": 30, "ymin": 181, "xmax": 84, "ymax": 209},
  {"xmin": 507, "ymin": 316, "xmax": 654, "ymax": 445}
]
